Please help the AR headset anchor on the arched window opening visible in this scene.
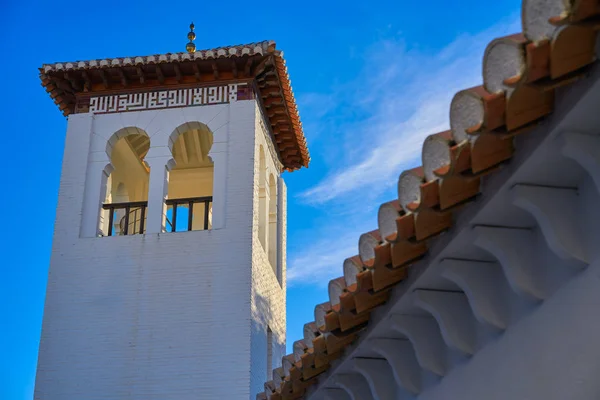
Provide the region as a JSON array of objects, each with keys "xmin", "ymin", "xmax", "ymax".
[
  {"xmin": 100, "ymin": 128, "xmax": 150, "ymax": 236},
  {"xmin": 166, "ymin": 122, "xmax": 214, "ymax": 232},
  {"xmin": 268, "ymin": 174, "xmax": 277, "ymax": 276},
  {"xmin": 258, "ymin": 147, "xmax": 268, "ymax": 251}
]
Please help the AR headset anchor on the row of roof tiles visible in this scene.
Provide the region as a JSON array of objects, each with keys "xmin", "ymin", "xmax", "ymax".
[
  {"xmin": 41, "ymin": 41, "xmax": 276, "ymax": 73},
  {"xmin": 259, "ymin": 0, "xmax": 600, "ymax": 398},
  {"xmin": 271, "ymin": 55, "xmax": 310, "ymax": 169}
]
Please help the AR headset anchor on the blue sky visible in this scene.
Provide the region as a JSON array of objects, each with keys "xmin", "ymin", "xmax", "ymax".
[{"xmin": 0, "ymin": 0, "xmax": 521, "ymax": 398}]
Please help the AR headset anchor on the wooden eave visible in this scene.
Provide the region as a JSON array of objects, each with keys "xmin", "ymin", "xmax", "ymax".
[{"xmin": 39, "ymin": 46, "xmax": 310, "ymax": 170}]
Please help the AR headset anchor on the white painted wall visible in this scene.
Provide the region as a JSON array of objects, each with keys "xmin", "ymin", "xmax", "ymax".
[
  {"xmin": 421, "ymin": 264, "xmax": 600, "ymax": 399},
  {"xmin": 35, "ymin": 99, "xmax": 286, "ymax": 399},
  {"xmin": 249, "ymin": 107, "xmax": 286, "ymax": 396},
  {"xmin": 417, "ymin": 173, "xmax": 600, "ymax": 400}
]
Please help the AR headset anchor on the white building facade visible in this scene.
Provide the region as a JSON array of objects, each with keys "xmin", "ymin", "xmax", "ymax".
[{"xmin": 35, "ymin": 42, "xmax": 308, "ymax": 400}]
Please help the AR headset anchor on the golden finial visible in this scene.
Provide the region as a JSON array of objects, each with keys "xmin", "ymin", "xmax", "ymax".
[{"xmin": 186, "ymin": 22, "xmax": 196, "ymax": 53}]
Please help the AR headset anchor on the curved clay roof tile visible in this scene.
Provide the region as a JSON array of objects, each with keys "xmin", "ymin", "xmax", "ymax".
[
  {"xmin": 398, "ymin": 168, "xmax": 426, "ymax": 213},
  {"xmin": 377, "ymin": 200, "xmax": 403, "ymax": 242},
  {"xmin": 521, "ymin": 0, "xmax": 566, "ymax": 41},
  {"xmin": 343, "ymin": 256, "xmax": 363, "ymax": 289},
  {"xmin": 483, "ymin": 34, "xmax": 527, "ymax": 95},
  {"xmin": 358, "ymin": 230, "xmax": 382, "ymax": 266},
  {"xmin": 328, "ymin": 277, "xmax": 346, "ymax": 308}
]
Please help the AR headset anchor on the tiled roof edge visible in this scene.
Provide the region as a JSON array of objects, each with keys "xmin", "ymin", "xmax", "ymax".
[
  {"xmin": 40, "ymin": 40, "xmax": 276, "ymax": 72},
  {"xmin": 39, "ymin": 40, "xmax": 310, "ymax": 170},
  {"xmin": 259, "ymin": 0, "xmax": 600, "ymax": 398}
]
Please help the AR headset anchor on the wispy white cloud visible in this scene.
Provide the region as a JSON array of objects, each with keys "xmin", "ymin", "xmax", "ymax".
[
  {"xmin": 287, "ymin": 227, "xmax": 365, "ymax": 287},
  {"xmin": 298, "ymin": 16, "xmax": 521, "ymax": 205},
  {"xmin": 287, "ymin": 15, "xmax": 520, "ymax": 286}
]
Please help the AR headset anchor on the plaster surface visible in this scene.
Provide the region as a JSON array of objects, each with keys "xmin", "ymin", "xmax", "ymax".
[{"xmin": 35, "ymin": 99, "xmax": 286, "ymax": 400}]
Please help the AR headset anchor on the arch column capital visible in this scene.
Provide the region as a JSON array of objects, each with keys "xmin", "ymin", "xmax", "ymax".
[
  {"xmin": 81, "ymin": 162, "xmax": 114, "ymax": 238},
  {"xmin": 146, "ymin": 159, "xmax": 170, "ymax": 234}
]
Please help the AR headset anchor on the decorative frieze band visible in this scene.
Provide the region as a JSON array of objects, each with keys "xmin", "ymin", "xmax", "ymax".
[{"xmin": 75, "ymin": 82, "xmax": 253, "ymax": 114}]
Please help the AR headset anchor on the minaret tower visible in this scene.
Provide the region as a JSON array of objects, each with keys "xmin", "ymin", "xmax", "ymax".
[{"xmin": 35, "ymin": 26, "xmax": 309, "ymax": 399}]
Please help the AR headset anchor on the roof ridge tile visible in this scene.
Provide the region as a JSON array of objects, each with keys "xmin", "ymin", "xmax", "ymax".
[{"xmin": 258, "ymin": 0, "xmax": 600, "ymax": 397}]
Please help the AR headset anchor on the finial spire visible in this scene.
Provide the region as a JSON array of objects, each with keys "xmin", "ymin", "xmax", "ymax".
[{"xmin": 186, "ymin": 22, "xmax": 196, "ymax": 53}]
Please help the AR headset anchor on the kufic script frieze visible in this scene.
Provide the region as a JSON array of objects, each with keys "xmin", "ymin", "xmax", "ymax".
[{"xmin": 88, "ymin": 83, "xmax": 247, "ymax": 114}]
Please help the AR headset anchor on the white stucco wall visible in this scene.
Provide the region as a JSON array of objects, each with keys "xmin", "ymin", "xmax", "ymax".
[
  {"xmin": 35, "ymin": 99, "xmax": 286, "ymax": 400},
  {"xmin": 422, "ymin": 267, "xmax": 600, "ymax": 399},
  {"xmin": 249, "ymin": 107, "xmax": 287, "ymax": 397},
  {"xmin": 417, "ymin": 173, "xmax": 600, "ymax": 400}
]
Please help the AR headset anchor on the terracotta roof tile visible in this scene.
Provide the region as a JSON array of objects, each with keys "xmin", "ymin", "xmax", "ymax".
[
  {"xmin": 41, "ymin": 42, "xmax": 272, "ymax": 72},
  {"xmin": 258, "ymin": 0, "xmax": 600, "ymax": 398},
  {"xmin": 327, "ymin": 277, "xmax": 346, "ymax": 309}
]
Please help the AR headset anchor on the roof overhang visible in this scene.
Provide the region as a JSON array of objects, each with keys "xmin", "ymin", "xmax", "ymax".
[
  {"xmin": 39, "ymin": 41, "xmax": 310, "ymax": 171},
  {"xmin": 258, "ymin": 0, "xmax": 600, "ymax": 397},
  {"xmin": 304, "ymin": 56, "xmax": 600, "ymax": 400}
]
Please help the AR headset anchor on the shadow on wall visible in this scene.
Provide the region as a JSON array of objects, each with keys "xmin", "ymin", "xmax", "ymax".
[
  {"xmin": 251, "ymin": 290, "xmax": 285, "ymax": 395},
  {"xmin": 252, "ymin": 289, "xmax": 284, "ymax": 339}
]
